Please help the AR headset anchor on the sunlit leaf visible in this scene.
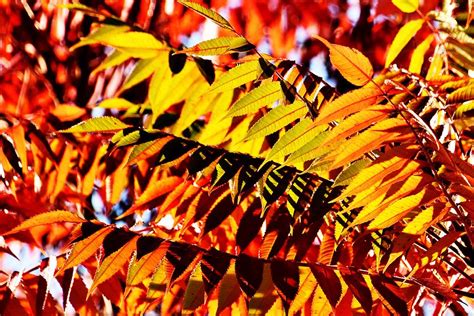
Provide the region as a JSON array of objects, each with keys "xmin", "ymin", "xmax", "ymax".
[
  {"xmin": 60, "ymin": 117, "xmax": 129, "ymax": 133},
  {"xmin": 89, "ymin": 235, "xmax": 139, "ymax": 295},
  {"xmin": 245, "ymin": 101, "xmax": 307, "ymax": 141},
  {"xmin": 409, "ymin": 34, "xmax": 434, "ymax": 74},
  {"xmin": 392, "ymin": 0, "xmax": 419, "ymax": 13},
  {"xmin": 5, "ymin": 211, "xmax": 85, "ymax": 235},
  {"xmin": 59, "ymin": 226, "xmax": 115, "ymax": 273},
  {"xmin": 314, "ymin": 35, "xmax": 373, "ymax": 86},
  {"xmin": 178, "ymin": 0, "xmax": 234, "ymax": 31},
  {"xmin": 176, "ymin": 37, "xmax": 253, "ymax": 56},
  {"xmin": 209, "ymin": 60, "xmax": 262, "ymax": 93},
  {"xmin": 225, "ymin": 81, "xmax": 284, "ymax": 118},
  {"xmin": 315, "ymin": 86, "xmax": 383, "ymax": 125},
  {"xmin": 386, "ymin": 19, "xmax": 424, "ymax": 67}
]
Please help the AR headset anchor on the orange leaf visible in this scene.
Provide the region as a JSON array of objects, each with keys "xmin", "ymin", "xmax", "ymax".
[
  {"xmin": 331, "ymin": 118, "xmax": 409, "ymax": 169},
  {"xmin": 126, "ymin": 241, "xmax": 169, "ymax": 289},
  {"xmin": 58, "ymin": 225, "xmax": 115, "ymax": 273},
  {"xmin": 117, "ymin": 176, "xmax": 184, "ymax": 219},
  {"xmin": 5, "ymin": 211, "xmax": 86, "ymax": 235},
  {"xmin": 315, "ymin": 86, "xmax": 383, "ymax": 125},
  {"xmin": 314, "ymin": 35, "xmax": 374, "ymax": 86},
  {"xmin": 89, "ymin": 235, "xmax": 139, "ymax": 295},
  {"xmin": 289, "ymin": 268, "xmax": 317, "ymax": 316}
]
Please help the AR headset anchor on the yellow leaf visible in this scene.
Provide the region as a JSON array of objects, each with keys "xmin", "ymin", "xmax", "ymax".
[
  {"xmin": 126, "ymin": 241, "xmax": 169, "ymax": 289},
  {"xmin": 226, "ymin": 81, "xmax": 284, "ymax": 118},
  {"xmin": 100, "ymin": 31, "xmax": 167, "ymax": 58},
  {"xmin": 121, "ymin": 56, "xmax": 164, "ymax": 92},
  {"xmin": 60, "ymin": 117, "xmax": 129, "ymax": 133},
  {"xmin": 386, "ymin": 19, "xmax": 424, "ymax": 67},
  {"xmin": 367, "ymin": 187, "xmax": 434, "ymax": 230},
  {"xmin": 289, "ymin": 268, "xmax": 317, "ymax": 316},
  {"xmin": 51, "ymin": 104, "xmax": 86, "ymax": 121},
  {"xmin": 177, "ymin": 37, "xmax": 252, "ymax": 56},
  {"xmin": 348, "ymin": 175, "xmax": 429, "ymax": 228},
  {"xmin": 5, "ymin": 211, "xmax": 85, "ymax": 235},
  {"xmin": 409, "ymin": 34, "xmax": 434, "ymax": 74},
  {"xmin": 209, "ymin": 60, "xmax": 262, "ymax": 94},
  {"xmin": 182, "ymin": 264, "xmax": 205, "ymax": 314},
  {"xmin": 319, "ymin": 105, "xmax": 392, "ymax": 148},
  {"xmin": 392, "ymin": 0, "xmax": 419, "ymax": 13},
  {"xmin": 178, "ymin": 0, "xmax": 234, "ymax": 31},
  {"xmin": 98, "ymin": 98, "xmax": 136, "ymax": 110},
  {"xmin": 314, "ymin": 35, "xmax": 373, "ymax": 86},
  {"xmin": 245, "ymin": 101, "xmax": 307, "ymax": 141},
  {"xmin": 91, "ymin": 50, "xmax": 131, "ymax": 77},
  {"xmin": 339, "ymin": 145, "xmax": 419, "ymax": 200},
  {"xmin": 59, "ymin": 225, "xmax": 115, "ymax": 273}
]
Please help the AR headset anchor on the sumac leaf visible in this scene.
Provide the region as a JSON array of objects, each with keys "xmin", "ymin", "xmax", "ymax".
[{"xmin": 236, "ymin": 254, "xmax": 264, "ymax": 299}]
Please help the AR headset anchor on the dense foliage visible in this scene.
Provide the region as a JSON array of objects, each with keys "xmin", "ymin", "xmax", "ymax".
[{"xmin": 1, "ymin": 0, "xmax": 473, "ymax": 314}]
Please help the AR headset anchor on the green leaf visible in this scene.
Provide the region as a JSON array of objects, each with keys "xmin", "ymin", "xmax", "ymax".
[
  {"xmin": 386, "ymin": 19, "xmax": 424, "ymax": 67},
  {"xmin": 178, "ymin": 0, "xmax": 234, "ymax": 31},
  {"xmin": 392, "ymin": 0, "xmax": 419, "ymax": 13},
  {"xmin": 176, "ymin": 37, "xmax": 253, "ymax": 56},
  {"xmin": 226, "ymin": 81, "xmax": 284, "ymax": 118},
  {"xmin": 245, "ymin": 101, "xmax": 307, "ymax": 141},
  {"xmin": 209, "ymin": 60, "xmax": 262, "ymax": 93},
  {"xmin": 60, "ymin": 117, "xmax": 129, "ymax": 133}
]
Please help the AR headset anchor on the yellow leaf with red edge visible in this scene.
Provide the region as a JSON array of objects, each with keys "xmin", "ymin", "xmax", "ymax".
[
  {"xmin": 5, "ymin": 211, "xmax": 85, "ymax": 235},
  {"xmin": 386, "ymin": 19, "xmax": 424, "ymax": 67},
  {"xmin": 314, "ymin": 35, "xmax": 373, "ymax": 86},
  {"xmin": 385, "ymin": 204, "xmax": 448, "ymax": 270},
  {"xmin": 89, "ymin": 235, "xmax": 139, "ymax": 296},
  {"xmin": 58, "ymin": 225, "xmax": 115, "ymax": 274}
]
